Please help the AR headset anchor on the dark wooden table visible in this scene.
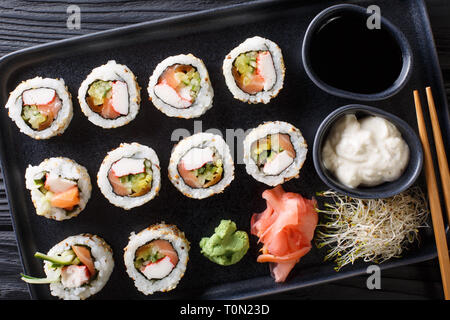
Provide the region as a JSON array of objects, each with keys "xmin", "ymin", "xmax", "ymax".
[{"xmin": 0, "ymin": 0, "xmax": 449, "ymax": 300}]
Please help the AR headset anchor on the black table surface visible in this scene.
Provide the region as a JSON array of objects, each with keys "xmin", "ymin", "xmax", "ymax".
[{"xmin": 0, "ymin": 0, "xmax": 449, "ymax": 300}]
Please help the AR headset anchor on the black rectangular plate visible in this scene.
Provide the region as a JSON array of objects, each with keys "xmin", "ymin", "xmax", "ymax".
[{"xmin": 0, "ymin": 0, "xmax": 449, "ymax": 300}]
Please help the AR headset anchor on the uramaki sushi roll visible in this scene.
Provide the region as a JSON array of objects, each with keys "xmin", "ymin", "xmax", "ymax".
[
  {"xmin": 148, "ymin": 54, "xmax": 214, "ymax": 118},
  {"xmin": 124, "ymin": 223, "xmax": 190, "ymax": 295},
  {"xmin": 243, "ymin": 121, "xmax": 307, "ymax": 186},
  {"xmin": 168, "ymin": 132, "xmax": 234, "ymax": 199},
  {"xmin": 223, "ymin": 36, "xmax": 285, "ymax": 104},
  {"xmin": 78, "ymin": 60, "xmax": 141, "ymax": 128},
  {"xmin": 97, "ymin": 142, "xmax": 161, "ymax": 210},
  {"xmin": 21, "ymin": 234, "xmax": 114, "ymax": 300},
  {"xmin": 25, "ymin": 157, "xmax": 92, "ymax": 221},
  {"xmin": 5, "ymin": 77, "xmax": 73, "ymax": 139}
]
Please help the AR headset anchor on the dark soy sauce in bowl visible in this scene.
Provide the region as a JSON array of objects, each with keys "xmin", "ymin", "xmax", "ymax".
[{"xmin": 309, "ymin": 12, "xmax": 403, "ymax": 95}]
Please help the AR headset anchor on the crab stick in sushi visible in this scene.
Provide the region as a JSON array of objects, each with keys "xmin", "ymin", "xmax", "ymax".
[
  {"xmin": 97, "ymin": 142, "xmax": 161, "ymax": 210},
  {"xmin": 5, "ymin": 77, "xmax": 73, "ymax": 139},
  {"xmin": 78, "ymin": 60, "xmax": 141, "ymax": 128},
  {"xmin": 25, "ymin": 157, "xmax": 92, "ymax": 221},
  {"xmin": 223, "ymin": 36, "xmax": 285, "ymax": 104},
  {"xmin": 148, "ymin": 54, "xmax": 214, "ymax": 119}
]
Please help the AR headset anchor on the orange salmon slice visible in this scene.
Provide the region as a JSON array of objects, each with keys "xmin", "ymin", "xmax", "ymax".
[
  {"xmin": 50, "ymin": 186, "xmax": 80, "ymax": 209},
  {"xmin": 71, "ymin": 245, "xmax": 96, "ymax": 277}
]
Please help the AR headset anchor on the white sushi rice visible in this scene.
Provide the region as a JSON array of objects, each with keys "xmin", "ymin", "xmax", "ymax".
[
  {"xmin": 243, "ymin": 121, "xmax": 308, "ymax": 186},
  {"xmin": 124, "ymin": 223, "xmax": 190, "ymax": 295},
  {"xmin": 78, "ymin": 60, "xmax": 141, "ymax": 128},
  {"xmin": 97, "ymin": 142, "xmax": 161, "ymax": 210},
  {"xmin": 168, "ymin": 132, "xmax": 234, "ymax": 199},
  {"xmin": 25, "ymin": 157, "xmax": 92, "ymax": 221},
  {"xmin": 222, "ymin": 36, "xmax": 285, "ymax": 104},
  {"xmin": 43, "ymin": 234, "xmax": 114, "ymax": 300},
  {"xmin": 148, "ymin": 54, "xmax": 214, "ymax": 118},
  {"xmin": 5, "ymin": 77, "xmax": 73, "ymax": 139}
]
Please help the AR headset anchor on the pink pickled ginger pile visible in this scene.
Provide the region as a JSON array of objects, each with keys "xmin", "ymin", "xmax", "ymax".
[{"xmin": 250, "ymin": 185, "xmax": 318, "ymax": 282}]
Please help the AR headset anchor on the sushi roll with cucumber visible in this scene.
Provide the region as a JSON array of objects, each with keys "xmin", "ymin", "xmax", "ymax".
[
  {"xmin": 168, "ymin": 132, "xmax": 234, "ymax": 199},
  {"xmin": 78, "ymin": 60, "xmax": 141, "ymax": 128},
  {"xmin": 21, "ymin": 234, "xmax": 114, "ymax": 300},
  {"xmin": 124, "ymin": 223, "xmax": 190, "ymax": 295},
  {"xmin": 5, "ymin": 77, "xmax": 73, "ymax": 139},
  {"xmin": 243, "ymin": 121, "xmax": 307, "ymax": 186},
  {"xmin": 25, "ymin": 157, "xmax": 92, "ymax": 221},
  {"xmin": 148, "ymin": 54, "xmax": 214, "ymax": 118},
  {"xmin": 223, "ymin": 36, "xmax": 285, "ymax": 104},
  {"xmin": 97, "ymin": 142, "xmax": 161, "ymax": 210}
]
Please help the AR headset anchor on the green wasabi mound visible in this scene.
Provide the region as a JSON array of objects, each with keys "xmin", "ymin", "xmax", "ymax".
[{"xmin": 199, "ymin": 220, "xmax": 249, "ymax": 266}]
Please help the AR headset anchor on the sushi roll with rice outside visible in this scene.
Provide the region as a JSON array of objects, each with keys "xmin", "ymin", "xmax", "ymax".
[
  {"xmin": 97, "ymin": 142, "xmax": 161, "ymax": 210},
  {"xmin": 78, "ymin": 60, "xmax": 140, "ymax": 128},
  {"xmin": 25, "ymin": 157, "xmax": 92, "ymax": 221},
  {"xmin": 243, "ymin": 121, "xmax": 307, "ymax": 186},
  {"xmin": 223, "ymin": 36, "xmax": 285, "ymax": 104},
  {"xmin": 168, "ymin": 132, "xmax": 234, "ymax": 199},
  {"xmin": 124, "ymin": 223, "xmax": 190, "ymax": 295},
  {"xmin": 148, "ymin": 54, "xmax": 214, "ymax": 118},
  {"xmin": 5, "ymin": 77, "xmax": 73, "ymax": 139},
  {"xmin": 21, "ymin": 234, "xmax": 114, "ymax": 300}
]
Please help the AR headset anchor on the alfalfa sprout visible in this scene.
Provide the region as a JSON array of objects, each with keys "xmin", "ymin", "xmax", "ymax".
[{"xmin": 315, "ymin": 187, "xmax": 429, "ymax": 271}]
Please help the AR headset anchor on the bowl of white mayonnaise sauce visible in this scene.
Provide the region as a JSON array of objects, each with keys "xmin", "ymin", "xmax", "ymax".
[{"xmin": 313, "ymin": 104, "xmax": 423, "ymax": 198}]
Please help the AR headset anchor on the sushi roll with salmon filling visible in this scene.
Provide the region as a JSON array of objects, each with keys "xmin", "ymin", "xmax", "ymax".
[
  {"xmin": 21, "ymin": 234, "xmax": 114, "ymax": 300},
  {"xmin": 148, "ymin": 54, "xmax": 214, "ymax": 118},
  {"xmin": 223, "ymin": 36, "xmax": 285, "ymax": 104},
  {"xmin": 78, "ymin": 60, "xmax": 140, "ymax": 128},
  {"xmin": 124, "ymin": 223, "xmax": 190, "ymax": 295},
  {"xmin": 97, "ymin": 142, "xmax": 161, "ymax": 210},
  {"xmin": 5, "ymin": 77, "xmax": 73, "ymax": 139},
  {"xmin": 168, "ymin": 132, "xmax": 234, "ymax": 199},
  {"xmin": 25, "ymin": 157, "xmax": 92, "ymax": 221},
  {"xmin": 243, "ymin": 121, "xmax": 308, "ymax": 186}
]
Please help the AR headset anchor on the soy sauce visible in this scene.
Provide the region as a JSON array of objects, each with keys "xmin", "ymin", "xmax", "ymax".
[{"xmin": 309, "ymin": 12, "xmax": 403, "ymax": 94}]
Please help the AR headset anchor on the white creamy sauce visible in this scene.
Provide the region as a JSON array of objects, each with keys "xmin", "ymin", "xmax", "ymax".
[{"xmin": 321, "ymin": 114, "xmax": 410, "ymax": 188}]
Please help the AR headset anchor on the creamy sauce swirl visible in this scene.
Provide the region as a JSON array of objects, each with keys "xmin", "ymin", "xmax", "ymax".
[{"xmin": 322, "ymin": 114, "xmax": 410, "ymax": 188}]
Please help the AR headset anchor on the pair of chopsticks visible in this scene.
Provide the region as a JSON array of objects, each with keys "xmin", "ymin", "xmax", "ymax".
[{"xmin": 414, "ymin": 87, "xmax": 450, "ymax": 300}]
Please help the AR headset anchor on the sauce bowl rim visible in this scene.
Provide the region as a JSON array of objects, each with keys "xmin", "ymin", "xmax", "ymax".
[
  {"xmin": 302, "ymin": 3, "xmax": 413, "ymax": 101},
  {"xmin": 312, "ymin": 104, "xmax": 424, "ymax": 199}
]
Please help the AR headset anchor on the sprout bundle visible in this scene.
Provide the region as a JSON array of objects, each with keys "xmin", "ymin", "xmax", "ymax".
[{"xmin": 315, "ymin": 187, "xmax": 429, "ymax": 271}]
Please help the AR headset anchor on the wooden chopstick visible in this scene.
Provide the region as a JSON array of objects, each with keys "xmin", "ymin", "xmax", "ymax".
[
  {"xmin": 414, "ymin": 89, "xmax": 450, "ymax": 300},
  {"xmin": 425, "ymin": 87, "xmax": 450, "ymax": 223}
]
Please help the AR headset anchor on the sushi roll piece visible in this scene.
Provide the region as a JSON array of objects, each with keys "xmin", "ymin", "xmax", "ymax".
[
  {"xmin": 148, "ymin": 54, "xmax": 214, "ymax": 118},
  {"xmin": 78, "ymin": 60, "xmax": 141, "ymax": 128},
  {"xmin": 25, "ymin": 157, "xmax": 92, "ymax": 221},
  {"xmin": 243, "ymin": 121, "xmax": 307, "ymax": 186},
  {"xmin": 124, "ymin": 223, "xmax": 190, "ymax": 295},
  {"xmin": 5, "ymin": 77, "xmax": 73, "ymax": 139},
  {"xmin": 21, "ymin": 234, "xmax": 114, "ymax": 300},
  {"xmin": 97, "ymin": 142, "xmax": 161, "ymax": 210},
  {"xmin": 168, "ymin": 132, "xmax": 234, "ymax": 199},
  {"xmin": 223, "ymin": 36, "xmax": 285, "ymax": 104}
]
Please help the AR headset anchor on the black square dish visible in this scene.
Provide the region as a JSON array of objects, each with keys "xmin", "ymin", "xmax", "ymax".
[{"xmin": 0, "ymin": 0, "xmax": 448, "ymax": 299}]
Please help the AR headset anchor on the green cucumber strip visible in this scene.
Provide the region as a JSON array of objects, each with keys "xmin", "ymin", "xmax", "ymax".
[
  {"xmin": 34, "ymin": 251, "xmax": 75, "ymax": 265},
  {"xmin": 20, "ymin": 268, "xmax": 61, "ymax": 284}
]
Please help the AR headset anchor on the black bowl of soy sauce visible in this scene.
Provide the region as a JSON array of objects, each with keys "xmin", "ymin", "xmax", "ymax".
[{"xmin": 302, "ymin": 4, "xmax": 412, "ymax": 101}]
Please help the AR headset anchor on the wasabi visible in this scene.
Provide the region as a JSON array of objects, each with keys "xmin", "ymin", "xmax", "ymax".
[{"xmin": 199, "ymin": 220, "xmax": 249, "ymax": 266}]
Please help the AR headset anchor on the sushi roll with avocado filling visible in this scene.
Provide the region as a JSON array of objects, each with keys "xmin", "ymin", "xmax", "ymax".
[
  {"xmin": 148, "ymin": 54, "xmax": 214, "ymax": 118},
  {"xmin": 21, "ymin": 234, "xmax": 114, "ymax": 300},
  {"xmin": 124, "ymin": 223, "xmax": 190, "ymax": 295},
  {"xmin": 5, "ymin": 77, "xmax": 73, "ymax": 139},
  {"xmin": 25, "ymin": 157, "xmax": 92, "ymax": 221},
  {"xmin": 223, "ymin": 36, "xmax": 285, "ymax": 104},
  {"xmin": 168, "ymin": 132, "xmax": 234, "ymax": 199},
  {"xmin": 243, "ymin": 121, "xmax": 307, "ymax": 186},
  {"xmin": 97, "ymin": 142, "xmax": 161, "ymax": 210},
  {"xmin": 78, "ymin": 60, "xmax": 140, "ymax": 128}
]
